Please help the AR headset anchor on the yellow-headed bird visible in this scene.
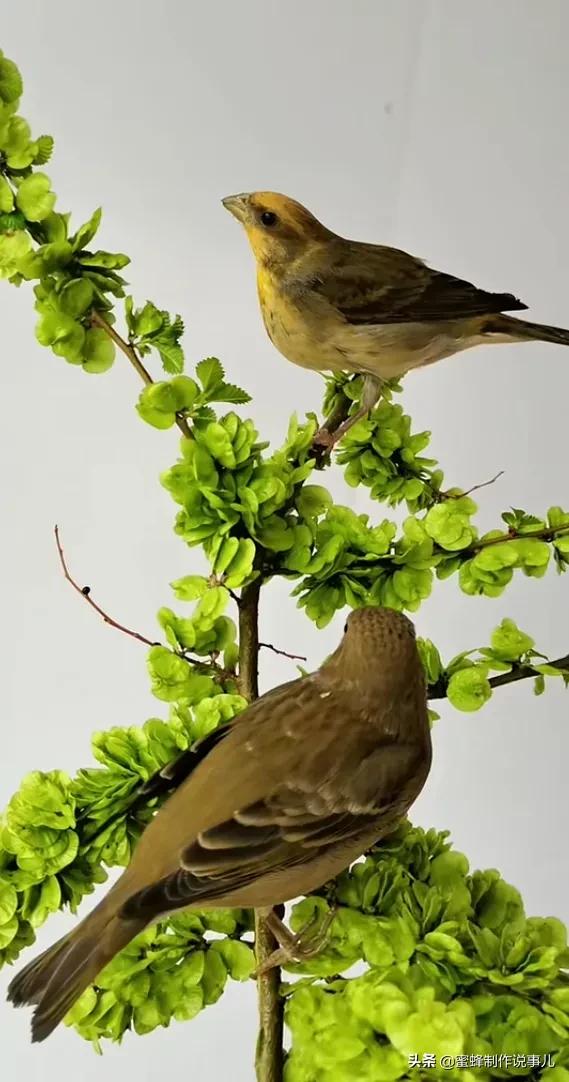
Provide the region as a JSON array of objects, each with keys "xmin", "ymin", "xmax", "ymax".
[{"xmin": 223, "ymin": 191, "xmax": 569, "ymax": 445}]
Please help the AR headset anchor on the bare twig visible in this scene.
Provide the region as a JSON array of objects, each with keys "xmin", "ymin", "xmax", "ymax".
[
  {"xmin": 239, "ymin": 582, "xmax": 284, "ymax": 1082},
  {"xmin": 54, "ymin": 525, "xmax": 158, "ymax": 647},
  {"xmin": 449, "ymin": 469, "xmax": 505, "ymax": 500},
  {"xmin": 260, "ymin": 642, "xmax": 307, "ymax": 663},
  {"xmin": 90, "ymin": 310, "xmax": 192, "ymax": 440}
]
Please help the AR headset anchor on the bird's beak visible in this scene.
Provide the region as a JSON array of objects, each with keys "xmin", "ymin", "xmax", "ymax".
[{"xmin": 222, "ymin": 193, "xmax": 250, "ymax": 224}]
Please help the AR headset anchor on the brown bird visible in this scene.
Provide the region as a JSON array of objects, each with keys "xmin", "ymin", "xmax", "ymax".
[
  {"xmin": 222, "ymin": 191, "xmax": 569, "ymax": 445},
  {"xmin": 8, "ymin": 606, "xmax": 431, "ymax": 1042}
]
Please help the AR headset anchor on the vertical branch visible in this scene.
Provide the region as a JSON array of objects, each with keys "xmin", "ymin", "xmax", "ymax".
[{"xmin": 238, "ymin": 581, "xmax": 284, "ymax": 1082}]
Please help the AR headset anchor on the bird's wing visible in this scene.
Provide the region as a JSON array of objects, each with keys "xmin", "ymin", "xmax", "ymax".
[
  {"xmin": 119, "ymin": 679, "xmax": 425, "ymax": 919},
  {"xmin": 308, "ymin": 240, "xmax": 527, "ymax": 324}
]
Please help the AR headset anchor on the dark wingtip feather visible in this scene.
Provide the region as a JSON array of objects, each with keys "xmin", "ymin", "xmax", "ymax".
[
  {"xmin": 502, "ymin": 294, "xmax": 528, "ymax": 312},
  {"xmin": 31, "ymin": 1012, "xmax": 57, "ymax": 1043}
]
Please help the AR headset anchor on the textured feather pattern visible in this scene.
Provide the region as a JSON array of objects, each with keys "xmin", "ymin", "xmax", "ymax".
[
  {"xmin": 303, "ymin": 241, "xmax": 528, "ymax": 325},
  {"xmin": 7, "ymin": 607, "xmax": 432, "ymax": 1039}
]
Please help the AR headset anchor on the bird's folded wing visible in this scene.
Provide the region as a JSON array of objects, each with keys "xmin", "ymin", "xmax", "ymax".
[
  {"xmin": 119, "ymin": 730, "xmax": 423, "ymax": 919},
  {"xmin": 311, "ymin": 241, "xmax": 527, "ymax": 324},
  {"xmin": 119, "ymin": 744, "xmax": 424, "ymax": 921}
]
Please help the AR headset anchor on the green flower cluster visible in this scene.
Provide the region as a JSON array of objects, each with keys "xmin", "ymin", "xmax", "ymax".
[
  {"xmin": 286, "ymin": 823, "xmax": 569, "ymax": 1081},
  {"xmin": 0, "ymin": 673, "xmax": 246, "ymax": 973},
  {"xmin": 292, "ymin": 501, "xmax": 569, "ymax": 628},
  {"xmin": 420, "ymin": 618, "xmax": 568, "ymax": 711},
  {"xmin": 162, "ymin": 410, "xmax": 317, "ymax": 573},
  {"xmin": 330, "ymin": 375, "xmax": 445, "ymax": 510},
  {"xmin": 65, "ymin": 910, "xmax": 254, "ymax": 1048}
]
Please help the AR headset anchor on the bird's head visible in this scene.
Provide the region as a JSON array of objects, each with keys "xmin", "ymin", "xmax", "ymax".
[
  {"xmin": 222, "ymin": 191, "xmax": 332, "ymax": 269},
  {"xmin": 323, "ymin": 606, "xmax": 423, "ymax": 694}
]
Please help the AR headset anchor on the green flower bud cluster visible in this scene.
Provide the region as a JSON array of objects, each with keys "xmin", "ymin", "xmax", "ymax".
[
  {"xmin": 458, "ymin": 508, "xmax": 569, "ymax": 598},
  {"xmin": 65, "ymin": 910, "xmax": 254, "ymax": 1048},
  {"xmin": 419, "ymin": 618, "xmax": 568, "ymax": 710},
  {"xmin": 0, "ymin": 681, "xmax": 246, "ymax": 971},
  {"xmin": 151, "ymin": 581, "xmax": 241, "ymax": 699},
  {"xmin": 162, "ymin": 411, "xmax": 316, "ymax": 576},
  {"xmin": 293, "ymin": 502, "xmax": 569, "ymax": 627},
  {"xmin": 335, "ymin": 384, "xmax": 444, "ymax": 511},
  {"xmin": 285, "ymin": 822, "xmax": 569, "ymax": 1081}
]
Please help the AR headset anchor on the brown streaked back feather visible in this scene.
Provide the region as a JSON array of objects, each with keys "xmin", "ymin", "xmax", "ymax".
[{"xmin": 306, "ymin": 238, "xmax": 528, "ymax": 324}]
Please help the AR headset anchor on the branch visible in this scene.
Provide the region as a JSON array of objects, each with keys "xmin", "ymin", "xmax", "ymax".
[
  {"xmin": 239, "ymin": 582, "xmax": 284, "ymax": 1082},
  {"xmin": 428, "ymin": 653, "xmax": 569, "ymax": 700},
  {"xmin": 468, "ymin": 522, "xmax": 569, "ymax": 557},
  {"xmin": 54, "ymin": 525, "xmax": 158, "ymax": 648},
  {"xmin": 90, "ymin": 310, "xmax": 192, "ymax": 440},
  {"xmin": 260, "ymin": 642, "xmax": 307, "ymax": 663}
]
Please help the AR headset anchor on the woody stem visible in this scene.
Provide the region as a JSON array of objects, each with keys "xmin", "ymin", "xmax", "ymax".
[{"xmin": 239, "ymin": 581, "xmax": 284, "ymax": 1082}]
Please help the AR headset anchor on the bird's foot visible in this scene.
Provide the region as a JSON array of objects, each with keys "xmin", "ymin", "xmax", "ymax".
[
  {"xmin": 255, "ymin": 905, "xmax": 338, "ymax": 976},
  {"xmin": 312, "ymin": 426, "xmax": 337, "ymax": 451}
]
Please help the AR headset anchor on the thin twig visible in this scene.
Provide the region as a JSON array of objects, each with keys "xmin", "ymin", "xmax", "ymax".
[
  {"xmin": 428, "ymin": 652, "xmax": 569, "ymax": 700},
  {"xmin": 447, "ymin": 471, "xmax": 506, "ymax": 499},
  {"xmin": 90, "ymin": 310, "xmax": 192, "ymax": 440},
  {"xmin": 54, "ymin": 525, "xmax": 158, "ymax": 647},
  {"xmin": 239, "ymin": 582, "xmax": 284, "ymax": 1082},
  {"xmin": 260, "ymin": 642, "xmax": 307, "ymax": 663},
  {"xmin": 90, "ymin": 310, "xmax": 153, "ymax": 385}
]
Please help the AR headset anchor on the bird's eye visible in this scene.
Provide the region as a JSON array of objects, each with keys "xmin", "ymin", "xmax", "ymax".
[
  {"xmin": 260, "ymin": 210, "xmax": 278, "ymax": 227},
  {"xmin": 343, "ymin": 622, "xmax": 348, "ymax": 633}
]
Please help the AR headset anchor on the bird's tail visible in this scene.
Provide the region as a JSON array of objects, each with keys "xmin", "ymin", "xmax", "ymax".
[
  {"xmin": 485, "ymin": 313, "xmax": 569, "ymax": 347},
  {"xmin": 7, "ymin": 900, "xmax": 145, "ymax": 1042}
]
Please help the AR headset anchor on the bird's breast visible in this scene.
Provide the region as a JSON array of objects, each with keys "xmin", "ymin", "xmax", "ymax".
[{"xmin": 256, "ymin": 268, "xmax": 353, "ymax": 375}]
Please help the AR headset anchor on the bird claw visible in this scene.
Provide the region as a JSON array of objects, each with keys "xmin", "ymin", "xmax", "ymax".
[
  {"xmin": 254, "ymin": 906, "xmax": 338, "ymax": 976},
  {"xmin": 312, "ymin": 427, "xmax": 337, "ymax": 452}
]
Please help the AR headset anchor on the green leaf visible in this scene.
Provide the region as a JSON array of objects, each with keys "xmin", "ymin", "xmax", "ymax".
[
  {"xmin": 33, "ymin": 135, "xmax": 54, "ymax": 165},
  {"xmin": 70, "ymin": 206, "xmax": 103, "ymax": 251},
  {"xmin": 0, "ymin": 176, "xmax": 14, "ymax": 213},
  {"xmin": 0, "ymin": 882, "xmax": 18, "ymax": 925},
  {"xmin": 59, "ymin": 279, "xmax": 94, "ymax": 319},
  {"xmin": 132, "ymin": 300, "xmax": 163, "ymax": 338},
  {"xmin": 157, "ymin": 340, "xmax": 184, "ymax": 375},
  {"xmin": 490, "ymin": 618, "xmax": 534, "ymax": 661},
  {"xmin": 15, "ymin": 173, "xmax": 56, "ymax": 222},
  {"xmin": 213, "ymin": 382, "xmax": 251, "ymax": 405},
  {"xmin": 3, "ymin": 116, "xmax": 35, "ymax": 168},
  {"xmin": 424, "ymin": 503, "xmax": 476, "ymax": 551},
  {"xmin": 196, "ymin": 357, "xmax": 224, "ymax": 395},
  {"xmin": 82, "ymin": 328, "xmax": 115, "ymax": 374},
  {"xmin": 0, "ymin": 53, "xmax": 23, "ymax": 104},
  {"xmin": 210, "ymin": 939, "xmax": 255, "ymax": 980},
  {"xmin": 447, "ymin": 667, "xmax": 492, "ymax": 712},
  {"xmin": 79, "ymin": 250, "xmax": 130, "ymax": 270},
  {"xmin": 170, "ymin": 575, "xmax": 209, "ymax": 601},
  {"xmin": 296, "ymin": 485, "xmax": 332, "ymax": 520}
]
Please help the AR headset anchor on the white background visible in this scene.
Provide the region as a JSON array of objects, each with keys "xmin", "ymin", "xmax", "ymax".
[{"xmin": 1, "ymin": 2, "xmax": 568, "ymax": 1078}]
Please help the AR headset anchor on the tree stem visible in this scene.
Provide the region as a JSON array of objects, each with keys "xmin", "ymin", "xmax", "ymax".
[
  {"xmin": 238, "ymin": 581, "xmax": 284, "ymax": 1082},
  {"xmin": 90, "ymin": 310, "xmax": 192, "ymax": 439}
]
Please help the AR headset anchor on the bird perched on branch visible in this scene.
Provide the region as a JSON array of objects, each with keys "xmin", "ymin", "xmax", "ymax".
[
  {"xmin": 8, "ymin": 607, "xmax": 431, "ymax": 1042},
  {"xmin": 222, "ymin": 191, "xmax": 569, "ymax": 447}
]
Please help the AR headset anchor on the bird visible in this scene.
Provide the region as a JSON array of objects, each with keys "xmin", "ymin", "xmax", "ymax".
[
  {"xmin": 222, "ymin": 191, "xmax": 569, "ymax": 446},
  {"xmin": 7, "ymin": 606, "xmax": 431, "ymax": 1042}
]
